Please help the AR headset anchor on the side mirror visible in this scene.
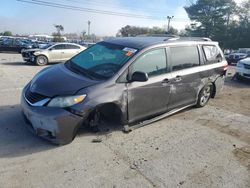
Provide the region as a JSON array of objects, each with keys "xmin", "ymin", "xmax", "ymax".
[
  {"xmin": 49, "ymin": 48, "xmax": 53, "ymax": 51},
  {"xmin": 131, "ymin": 71, "xmax": 148, "ymax": 82}
]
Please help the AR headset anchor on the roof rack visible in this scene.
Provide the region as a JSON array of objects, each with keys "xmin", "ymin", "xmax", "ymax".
[
  {"xmin": 175, "ymin": 37, "xmax": 212, "ymax": 41},
  {"xmin": 136, "ymin": 34, "xmax": 212, "ymax": 42},
  {"xmin": 137, "ymin": 34, "xmax": 179, "ymax": 38}
]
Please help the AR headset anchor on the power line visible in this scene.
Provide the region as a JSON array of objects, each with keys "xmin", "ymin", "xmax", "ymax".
[
  {"xmin": 63, "ymin": 0, "xmax": 178, "ymax": 15},
  {"xmin": 17, "ymin": 0, "xmax": 189, "ymax": 21},
  {"xmin": 17, "ymin": 0, "xmax": 164, "ymax": 20}
]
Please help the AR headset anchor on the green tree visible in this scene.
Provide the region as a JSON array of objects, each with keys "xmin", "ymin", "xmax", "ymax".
[
  {"xmin": 234, "ymin": 0, "xmax": 250, "ymax": 48},
  {"xmin": 118, "ymin": 25, "xmax": 148, "ymax": 37},
  {"xmin": 117, "ymin": 25, "xmax": 177, "ymax": 37},
  {"xmin": 1, "ymin": 31, "xmax": 12, "ymax": 36},
  {"xmin": 166, "ymin": 27, "xmax": 178, "ymax": 35},
  {"xmin": 184, "ymin": 0, "xmax": 237, "ymax": 48}
]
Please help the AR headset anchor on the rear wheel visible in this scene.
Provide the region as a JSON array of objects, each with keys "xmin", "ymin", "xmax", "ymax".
[
  {"xmin": 35, "ymin": 55, "xmax": 48, "ymax": 66},
  {"xmin": 196, "ymin": 84, "xmax": 212, "ymax": 108}
]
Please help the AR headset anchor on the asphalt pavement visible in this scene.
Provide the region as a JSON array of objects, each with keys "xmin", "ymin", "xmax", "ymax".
[{"xmin": 0, "ymin": 53, "xmax": 249, "ymax": 188}]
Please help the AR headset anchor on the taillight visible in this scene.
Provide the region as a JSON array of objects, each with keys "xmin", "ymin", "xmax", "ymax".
[{"xmin": 223, "ymin": 62, "xmax": 228, "ymax": 71}]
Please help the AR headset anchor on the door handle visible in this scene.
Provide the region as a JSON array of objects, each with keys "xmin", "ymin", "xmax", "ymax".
[{"xmin": 175, "ymin": 76, "xmax": 182, "ymax": 82}]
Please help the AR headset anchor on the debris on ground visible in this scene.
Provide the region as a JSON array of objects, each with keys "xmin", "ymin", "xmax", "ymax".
[{"xmin": 92, "ymin": 137, "xmax": 103, "ymax": 143}]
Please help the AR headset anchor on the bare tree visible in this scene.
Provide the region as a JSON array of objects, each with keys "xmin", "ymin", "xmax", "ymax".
[{"xmin": 53, "ymin": 24, "xmax": 64, "ymax": 42}]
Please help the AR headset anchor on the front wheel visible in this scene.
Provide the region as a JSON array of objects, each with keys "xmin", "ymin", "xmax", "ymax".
[
  {"xmin": 35, "ymin": 55, "xmax": 48, "ymax": 66},
  {"xmin": 196, "ymin": 84, "xmax": 212, "ymax": 108}
]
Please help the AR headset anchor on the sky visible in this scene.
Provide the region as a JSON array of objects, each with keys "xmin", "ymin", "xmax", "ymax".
[{"xmin": 0, "ymin": 0, "xmax": 245, "ymax": 36}]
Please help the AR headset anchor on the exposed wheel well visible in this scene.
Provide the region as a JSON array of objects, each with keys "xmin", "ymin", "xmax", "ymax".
[
  {"xmin": 87, "ymin": 103, "xmax": 124, "ymax": 129},
  {"xmin": 211, "ymin": 82, "xmax": 216, "ymax": 98}
]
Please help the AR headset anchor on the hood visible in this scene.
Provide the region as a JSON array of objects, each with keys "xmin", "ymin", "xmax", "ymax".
[
  {"xmin": 30, "ymin": 64, "xmax": 99, "ymax": 97},
  {"xmin": 239, "ymin": 57, "xmax": 250, "ymax": 65}
]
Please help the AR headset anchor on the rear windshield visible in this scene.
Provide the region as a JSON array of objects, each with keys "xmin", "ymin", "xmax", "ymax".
[{"xmin": 68, "ymin": 42, "xmax": 137, "ymax": 79}]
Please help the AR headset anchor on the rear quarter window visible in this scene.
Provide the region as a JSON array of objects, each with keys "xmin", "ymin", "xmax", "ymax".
[
  {"xmin": 170, "ymin": 46, "xmax": 200, "ymax": 72},
  {"xmin": 66, "ymin": 44, "xmax": 80, "ymax": 49},
  {"xmin": 203, "ymin": 45, "xmax": 222, "ymax": 64}
]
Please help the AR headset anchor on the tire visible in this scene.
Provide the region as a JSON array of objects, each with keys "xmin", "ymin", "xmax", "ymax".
[
  {"xmin": 35, "ymin": 55, "xmax": 48, "ymax": 66},
  {"xmin": 196, "ymin": 84, "xmax": 213, "ymax": 108},
  {"xmin": 235, "ymin": 73, "xmax": 243, "ymax": 81},
  {"xmin": 19, "ymin": 49, "xmax": 24, "ymax": 53}
]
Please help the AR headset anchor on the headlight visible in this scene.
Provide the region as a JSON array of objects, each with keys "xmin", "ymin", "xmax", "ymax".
[
  {"xmin": 47, "ymin": 95, "xmax": 86, "ymax": 108},
  {"xmin": 34, "ymin": 51, "xmax": 41, "ymax": 55}
]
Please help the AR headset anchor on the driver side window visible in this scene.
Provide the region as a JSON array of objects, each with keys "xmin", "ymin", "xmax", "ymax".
[{"xmin": 131, "ymin": 48, "xmax": 168, "ymax": 78}]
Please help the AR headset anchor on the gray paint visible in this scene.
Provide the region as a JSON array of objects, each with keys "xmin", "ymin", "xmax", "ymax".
[{"xmin": 21, "ymin": 37, "xmax": 227, "ymax": 144}]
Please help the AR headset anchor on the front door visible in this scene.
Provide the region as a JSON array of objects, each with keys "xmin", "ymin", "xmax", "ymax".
[
  {"xmin": 127, "ymin": 48, "xmax": 171, "ymax": 123},
  {"xmin": 48, "ymin": 44, "xmax": 65, "ymax": 62}
]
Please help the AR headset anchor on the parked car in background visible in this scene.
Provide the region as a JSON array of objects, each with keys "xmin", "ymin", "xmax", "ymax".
[
  {"xmin": 238, "ymin": 48, "xmax": 250, "ymax": 55},
  {"xmin": 224, "ymin": 52, "xmax": 230, "ymax": 59},
  {"xmin": 227, "ymin": 53, "xmax": 248, "ymax": 64},
  {"xmin": 236, "ymin": 57, "xmax": 250, "ymax": 80},
  {"xmin": 0, "ymin": 38, "xmax": 33, "ymax": 53},
  {"xmin": 32, "ymin": 41, "xmax": 50, "ymax": 49},
  {"xmin": 21, "ymin": 43, "xmax": 86, "ymax": 65},
  {"xmin": 79, "ymin": 41, "xmax": 96, "ymax": 48},
  {"xmin": 226, "ymin": 48, "xmax": 250, "ymax": 65},
  {"xmin": 21, "ymin": 36, "xmax": 228, "ymax": 144}
]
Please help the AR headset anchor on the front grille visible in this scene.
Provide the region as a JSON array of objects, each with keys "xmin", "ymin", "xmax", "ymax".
[
  {"xmin": 235, "ymin": 55, "xmax": 239, "ymax": 59},
  {"xmin": 229, "ymin": 55, "xmax": 234, "ymax": 59},
  {"xmin": 25, "ymin": 87, "xmax": 47, "ymax": 104},
  {"xmin": 244, "ymin": 64, "xmax": 250, "ymax": 69}
]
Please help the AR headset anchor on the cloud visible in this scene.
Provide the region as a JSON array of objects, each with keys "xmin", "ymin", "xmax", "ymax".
[{"xmin": 171, "ymin": 7, "xmax": 191, "ymax": 31}]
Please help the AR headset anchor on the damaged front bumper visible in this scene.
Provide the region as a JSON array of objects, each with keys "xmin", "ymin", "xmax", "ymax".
[{"xmin": 21, "ymin": 91, "xmax": 85, "ymax": 145}]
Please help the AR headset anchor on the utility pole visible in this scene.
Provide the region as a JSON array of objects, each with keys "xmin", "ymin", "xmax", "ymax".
[
  {"xmin": 167, "ymin": 16, "xmax": 174, "ymax": 32},
  {"xmin": 87, "ymin": 20, "xmax": 91, "ymax": 36}
]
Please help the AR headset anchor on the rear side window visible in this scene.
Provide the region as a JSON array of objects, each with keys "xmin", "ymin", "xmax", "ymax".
[
  {"xmin": 131, "ymin": 48, "xmax": 167, "ymax": 78},
  {"xmin": 203, "ymin": 45, "xmax": 222, "ymax": 63},
  {"xmin": 170, "ymin": 46, "xmax": 200, "ymax": 71}
]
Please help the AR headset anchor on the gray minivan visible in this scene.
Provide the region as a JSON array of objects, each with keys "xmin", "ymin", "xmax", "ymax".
[{"xmin": 21, "ymin": 37, "xmax": 228, "ymax": 144}]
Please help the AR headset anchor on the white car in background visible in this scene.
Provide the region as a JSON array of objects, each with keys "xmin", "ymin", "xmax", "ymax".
[
  {"xmin": 22, "ymin": 43, "xmax": 86, "ymax": 66},
  {"xmin": 236, "ymin": 57, "xmax": 250, "ymax": 80}
]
